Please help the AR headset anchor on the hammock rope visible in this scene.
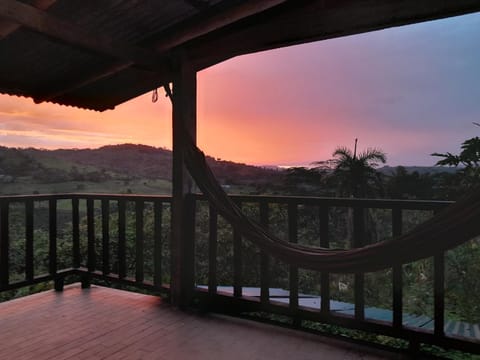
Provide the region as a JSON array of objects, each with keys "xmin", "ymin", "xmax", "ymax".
[{"xmin": 183, "ymin": 135, "xmax": 480, "ymax": 273}]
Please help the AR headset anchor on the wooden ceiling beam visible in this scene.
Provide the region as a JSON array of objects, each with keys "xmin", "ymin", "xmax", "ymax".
[
  {"xmin": 0, "ymin": 0, "xmax": 165, "ymax": 71},
  {"xmin": 0, "ymin": 0, "xmax": 57, "ymax": 39},
  {"xmin": 20, "ymin": 0, "xmax": 288, "ymax": 103},
  {"xmin": 152, "ymin": 0, "xmax": 288, "ymax": 53},
  {"xmin": 188, "ymin": 0, "xmax": 480, "ymax": 71}
]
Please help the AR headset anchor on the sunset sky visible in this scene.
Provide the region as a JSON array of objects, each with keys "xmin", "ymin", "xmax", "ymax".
[{"xmin": 0, "ymin": 12, "xmax": 479, "ymax": 167}]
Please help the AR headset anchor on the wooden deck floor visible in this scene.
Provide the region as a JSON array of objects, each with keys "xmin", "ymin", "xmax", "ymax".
[{"xmin": 0, "ymin": 284, "xmax": 407, "ymax": 360}]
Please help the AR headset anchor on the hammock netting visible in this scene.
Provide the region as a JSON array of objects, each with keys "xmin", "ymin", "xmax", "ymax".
[{"xmin": 183, "ymin": 136, "xmax": 480, "ymax": 273}]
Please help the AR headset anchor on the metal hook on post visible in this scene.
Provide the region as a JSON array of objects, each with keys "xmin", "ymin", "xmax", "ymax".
[
  {"xmin": 152, "ymin": 88, "xmax": 159, "ymax": 103},
  {"xmin": 163, "ymin": 83, "xmax": 173, "ymax": 104}
]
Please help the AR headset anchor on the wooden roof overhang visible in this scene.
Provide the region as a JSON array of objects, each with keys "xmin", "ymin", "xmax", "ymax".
[{"xmin": 0, "ymin": 0, "xmax": 479, "ymax": 111}]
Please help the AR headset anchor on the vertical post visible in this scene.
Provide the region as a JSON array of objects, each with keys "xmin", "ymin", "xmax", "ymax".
[
  {"xmin": 86, "ymin": 198, "xmax": 95, "ymax": 272},
  {"xmin": 434, "ymin": 253, "xmax": 445, "ymax": 337},
  {"xmin": 288, "ymin": 202, "xmax": 299, "ymax": 315},
  {"xmin": 72, "ymin": 198, "xmax": 80, "ymax": 268},
  {"xmin": 25, "ymin": 199, "xmax": 34, "ymax": 281},
  {"xmin": 102, "ymin": 199, "xmax": 110, "ymax": 275},
  {"xmin": 171, "ymin": 57, "xmax": 197, "ymax": 307},
  {"xmin": 49, "ymin": 199, "xmax": 57, "ymax": 276},
  {"xmin": 208, "ymin": 205, "xmax": 218, "ymax": 296},
  {"xmin": 433, "ymin": 210, "xmax": 445, "ymax": 337},
  {"xmin": 118, "ymin": 199, "xmax": 126, "ymax": 279},
  {"xmin": 0, "ymin": 201, "xmax": 9, "ymax": 289},
  {"xmin": 260, "ymin": 202, "xmax": 270, "ymax": 305},
  {"xmin": 392, "ymin": 208, "xmax": 403, "ymax": 328},
  {"xmin": 135, "ymin": 200, "xmax": 144, "ymax": 284},
  {"xmin": 319, "ymin": 205, "xmax": 330, "ymax": 314},
  {"xmin": 154, "ymin": 201, "xmax": 163, "ymax": 289},
  {"xmin": 233, "ymin": 201, "xmax": 242, "ymax": 298},
  {"xmin": 353, "ymin": 206, "xmax": 365, "ymax": 321}
]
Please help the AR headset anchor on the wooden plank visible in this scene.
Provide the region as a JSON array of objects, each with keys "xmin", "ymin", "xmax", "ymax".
[
  {"xmin": 392, "ymin": 208, "xmax": 403, "ymax": 328},
  {"xmin": 319, "ymin": 205, "xmax": 330, "ymax": 314},
  {"xmin": 72, "ymin": 198, "xmax": 80, "ymax": 268},
  {"xmin": 171, "ymin": 58, "xmax": 197, "ymax": 307},
  {"xmin": 102, "ymin": 199, "xmax": 110, "ymax": 275},
  {"xmin": 135, "ymin": 200, "xmax": 144, "ymax": 284},
  {"xmin": 288, "ymin": 202, "xmax": 298, "ymax": 312},
  {"xmin": 25, "ymin": 199, "xmax": 34, "ymax": 281},
  {"xmin": 208, "ymin": 205, "xmax": 218, "ymax": 296},
  {"xmin": 259, "ymin": 201, "xmax": 270, "ymax": 305},
  {"xmin": 86, "ymin": 199, "xmax": 95, "ymax": 272},
  {"xmin": 153, "ymin": 201, "xmax": 163, "ymax": 289},
  {"xmin": 49, "ymin": 199, "xmax": 57, "ymax": 275},
  {"xmin": 117, "ymin": 200, "xmax": 126, "ymax": 279},
  {"xmin": 353, "ymin": 206, "xmax": 365, "ymax": 321},
  {"xmin": 0, "ymin": 201, "xmax": 9, "ymax": 288}
]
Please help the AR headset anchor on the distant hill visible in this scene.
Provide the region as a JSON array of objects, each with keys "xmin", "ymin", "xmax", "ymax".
[{"xmin": 0, "ymin": 144, "xmax": 282, "ymax": 189}]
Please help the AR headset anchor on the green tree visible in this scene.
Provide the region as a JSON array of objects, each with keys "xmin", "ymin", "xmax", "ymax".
[
  {"xmin": 330, "ymin": 139, "xmax": 386, "ymax": 198},
  {"xmin": 431, "ymin": 135, "xmax": 480, "ymax": 190}
]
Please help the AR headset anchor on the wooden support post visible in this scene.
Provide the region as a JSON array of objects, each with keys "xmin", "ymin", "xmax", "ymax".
[{"xmin": 171, "ymin": 57, "xmax": 197, "ymax": 308}]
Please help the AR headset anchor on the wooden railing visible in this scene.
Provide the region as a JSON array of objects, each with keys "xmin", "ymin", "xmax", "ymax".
[
  {"xmin": 0, "ymin": 193, "xmax": 171, "ymax": 293},
  {"xmin": 190, "ymin": 194, "xmax": 480, "ymax": 355},
  {"xmin": 1, "ymin": 192, "xmax": 479, "ymax": 355}
]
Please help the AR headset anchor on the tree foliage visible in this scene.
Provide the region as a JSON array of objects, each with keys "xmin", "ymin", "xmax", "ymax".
[
  {"xmin": 432, "ymin": 135, "xmax": 480, "ymax": 190},
  {"xmin": 329, "ymin": 141, "xmax": 386, "ymax": 198}
]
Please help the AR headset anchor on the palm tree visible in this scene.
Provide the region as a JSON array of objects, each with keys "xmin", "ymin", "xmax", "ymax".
[{"xmin": 331, "ymin": 139, "xmax": 386, "ymax": 198}]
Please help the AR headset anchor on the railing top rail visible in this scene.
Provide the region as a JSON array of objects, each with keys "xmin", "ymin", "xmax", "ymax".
[
  {"xmin": 0, "ymin": 193, "xmax": 173, "ymax": 202},
  {"xmin": 191, "ymin": 193, "xmax": 453, "ymax": 210}
]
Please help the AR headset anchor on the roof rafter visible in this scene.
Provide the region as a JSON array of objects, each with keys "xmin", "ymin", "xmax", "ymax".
[
  {"xmin": 0, "ymin": 0, "xmax": 57, "ymax": 39},
  {"xmin": 188, "ymin": 0, "xmax": 480, "ymax": 71},
  {"xmin": 0, "ymin": 0, "xmax": 165, "ymax": 71},
  {"xmin": 14, "ymin": 0, "xmax": 288, "ymax": 103}
]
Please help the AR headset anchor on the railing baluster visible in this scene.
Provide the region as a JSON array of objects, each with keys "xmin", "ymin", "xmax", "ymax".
[
  {"xmin": 260, "ymin": 202, "xmax": 270, "ymax": 305},
  {"xmin": 434, "ymin": 210, "xmax": 445, "ymax": 337},
  {"xmin": 0, "ymin": 201, "xmax": 9, "ymax": 288},
  {"xmin": 135, "ymin": 200, "xmax": 144, "ymax": 284},
  {"xmin": 102, "ymin": 199, "xmax": 110, "ymax": 275},
  {"xmin": 72, "ymin": 198, "xmax": 80, "ymax": 268},
  {"xmin": 25, "ymin": 200, "xmax": 34, "ymax": 281},
  {"xmin": 233, "ymin": 202, "xmax": 242, "ymax": 298},
  {"xmin": 154, "ymin": 201, "xmax": 163, "ymax": 289},
  {"xmin": 353, "ymin": 206, "xmax": 365, "ymax": 321},
  {"xmin": 118, "ymin": 200, "xmax": 126, "ymax": 279},
  {"xmin": 319, "ymin": 205, "xmax": 330, "ymax": 314},
  {"xmin": 288, "ymin": 202, "xmax": 298, "ymax": 313},
  {"xmin": 392, "ymin": 208, "xmax": 403, "ymax": 328},
  {"xmin": 49, "ymin": 199, "xmax": 57, "ymax": 276},
  {"xmin": 434, "ymin": 252, "xmax": 445, "ymax": 337},
  {"xmin": 86, "ymin": 199, "xmax": 95, "ymax": 272},
  {"xmin": 208, "ymin": 205, "xmax": 218, "ymax": 296}
]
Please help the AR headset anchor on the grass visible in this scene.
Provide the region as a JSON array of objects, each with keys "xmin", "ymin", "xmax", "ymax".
[{"xmin": 0, "ymin": 178, "xmax": 172, "ymax": 196}]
